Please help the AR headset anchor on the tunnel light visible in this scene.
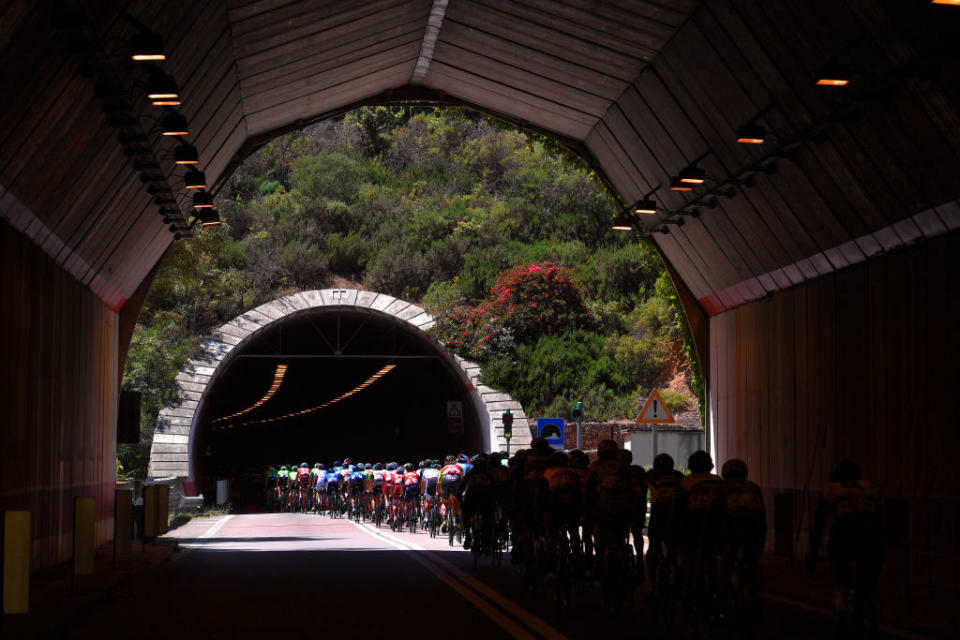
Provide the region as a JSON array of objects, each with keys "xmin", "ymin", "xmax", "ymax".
[
  {"xmin": 670, "ymin": 177, "xmax": 693, "ymax": 192},
  {"xmin": 816, "ymin": 61, "xmax": 850, "ymax": 86},
  {"xmin": 214, "ymin": 364, "xmax": 397, "ymax": 430},
  {"xmin": 212, "ymin": 364, "xmax": 287, "ymax": 423},
  {"xmin": 678, "ymin": 166, "xmax": 705, "ymax": 184},
  {"xmin": 736, "ymin": 123, "xmax": 766, "ymax": 144},
  {"xmin": 131, "ymin": 32, "xmax": 166, "ymax": 61},
  {"xmin": 174, "ymin": 143, "xmax": 199, "ymax": 165},
  {"xmin": 161, "ymin": 113, "xmax": 189, "ymax": 136},
  {"xmin": 634, "ymin": 199, "xmax": 658, "ymax": 215},
  {"xmin": 184, "ymin": 169, "xmax": 207, "ymax": 190},
  {"xmin": 192, "ymin": 191, "xmax": 214, "ymax": 208}
]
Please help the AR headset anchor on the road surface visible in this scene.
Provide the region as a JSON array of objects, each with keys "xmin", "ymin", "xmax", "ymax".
[{"xmin": 42, "ymin": 513, "xmax": 906, "ymax": 639}]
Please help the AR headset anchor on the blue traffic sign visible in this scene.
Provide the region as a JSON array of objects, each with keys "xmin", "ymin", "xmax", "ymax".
[{"xmin": 537, "ymin": 418, "xmax": 565, "ymax": 449}]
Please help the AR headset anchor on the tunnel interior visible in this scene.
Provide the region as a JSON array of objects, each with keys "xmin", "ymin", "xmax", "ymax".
[{"xmin": 191, "ymin": 307, "xmax": 483, "ymax": 498}]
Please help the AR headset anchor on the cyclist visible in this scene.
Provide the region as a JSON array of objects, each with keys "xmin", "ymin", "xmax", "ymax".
[
  {"xmin": 586, "ymin": 440, "xmax": 633, "ymax": 610},
  {"xmin": 421, "ymin": 460, "xmax": 441, "ymax": 525},
  {"xmin": 645, "ymin": 453, "xmax": 684, "ymax": 602},
  {"xmin": 348, "ymin": 464, "xmax": 366, "ymax": 516},
  {"xmin": 807, "ymin": 460, "xmax": 882, "ymax": 619},
  {"xmin": 325, "ymin": 465, "xmax": 342, "ymax": 512},
  {"xmin": 540, "ymin": 451, "xmax": 583, "ymax": 577},
  {"xmin": 402, "ymin": 462, "xmax": 421, "ymax": 526},
  {"xmin": 458, "ymin": 453, "xmax": 473, "ymax": 475},
  {"xmin": 567, "ymin": 450, "xmax": 592, "ymax": 563},
  {"xmin": 276, "ymin": 465, "xmax": 290, "ymax": 509},
  {"xmin": 679, "ymin": 451, "xmax": 727, "ymax": 610},
  {"xmin": 266, "ymin": 466, "xmax": 277, "ymax": 508},
  {"xmin": 623, "ymin": 451, "xmax": 647, "ymax": 584},
  {"xmin": 719, "ymin": 458, "xmax": 766, "ymax": 615},
  {"xmin": 439, "ymin": 455, "xmax": 465, "ymax": 532},
  {"xmin": 459, "ymin": 455, "xmax": 494, "ymax": 550}
]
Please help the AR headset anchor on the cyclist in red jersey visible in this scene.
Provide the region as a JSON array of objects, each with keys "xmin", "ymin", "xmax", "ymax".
[
  {"xmin": 402, "ymin": 463, "xmax": 422, "ymax": 526},
  {"xmin": 439, "ymin": 455, "xmax": 465, "ymax": 531}
]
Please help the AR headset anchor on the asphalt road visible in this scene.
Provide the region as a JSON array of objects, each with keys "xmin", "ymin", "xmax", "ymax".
[{"xmin": 41, "ymin": 513, "xmax": 906, "ymax": 639}]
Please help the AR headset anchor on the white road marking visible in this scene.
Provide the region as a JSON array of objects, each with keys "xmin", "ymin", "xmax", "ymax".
[
  {"xmin": 179, "ymin": 514, "xmax": 234, "ymax": 547},
  {"xmin": 349, "ymin": 520, "xmax": 569, "ymax": 640}
]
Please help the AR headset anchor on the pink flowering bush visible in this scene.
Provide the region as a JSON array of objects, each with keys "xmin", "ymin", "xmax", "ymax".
[{"xmin": 432, "ymin": 261, "xmax": 593, "ymax": 359}]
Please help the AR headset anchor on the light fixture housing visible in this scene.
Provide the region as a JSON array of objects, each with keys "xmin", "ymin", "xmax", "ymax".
[
  {"xmin": 198, "ymin": 209, "xmax": 221, "ymax": 229},
  {"xmin": 174, "ymin": 143, "xmax": 199, "ymax": 165},
  {"xmin": 192, "ymin": 191, "xmax": 214, "ymax": 208},
  {"xmin": 184, "ymin": 169, "xmax": 207, "ymax": 190},
  {"xmin": 931, "ymin": 0, "xmax": 960, "ymax": 5},
  {"xmin": 678, "ymin": 166, "xmax": 706, "ymax": 184},
  {"xmin": 145, "ymin": 67, "xmax": 180, "ymax": 105},
  {"xmin": 670, "ymin": 177, "xmax": 693, "ymax": 192},
  {"xmin": 611, "ymin": 213, "xmax": 635, "ymax": 232},
  {"xmin": 816, "ymin": 61, "xmax": 850, "ymax": 86},
  {"xmin": 131, "ymin": 32, "xmax": 165, "ymax": 61},
  {"xmin": 634, "ymin": 199, "xmax": 657, "ymax": 215},
  {"xmin": 736, "ymin": 123, "xmax": 766, "ymax": 144},
  {"xmin": 161, "ymin": 113, "xmax": 188, "ymax": 136}
]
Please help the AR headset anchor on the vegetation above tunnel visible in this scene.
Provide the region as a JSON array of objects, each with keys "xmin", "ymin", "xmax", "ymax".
[{"xmin": 121, "ymin": 107, "xmax": 702, "ymax": 477}]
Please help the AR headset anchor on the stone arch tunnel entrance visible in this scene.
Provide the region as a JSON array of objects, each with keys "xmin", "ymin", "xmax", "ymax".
[{"xmin": 149, "ymin": 289, "xmax": 529, "ymax": 498}]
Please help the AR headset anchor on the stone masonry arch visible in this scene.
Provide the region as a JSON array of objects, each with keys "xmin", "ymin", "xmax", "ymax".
[{"xmin": 148, "ymin": 289, "xmax": 530, "ymax": 479}]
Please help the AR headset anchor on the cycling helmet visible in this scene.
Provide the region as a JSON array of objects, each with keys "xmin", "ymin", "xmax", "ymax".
[
  {"xmin": 386, "ymin": 462, "xmax": 397, "ymax": 470},
  {"xmin": 418, "ymin": 460, "xmax": 426, "ymax": 469},
  {"xmin": 457, "ymin": 453, "xmax": 469, "ymax": 464},
  {"xmin": 365, "ymin": 463, "xmax": 372, "ymax": 470},
  {"xmin": 721, "ymin": 458, "xmax": 748, "ymax": 480},
  {"xmin": 445, "ymin": 454, "xmax": 456, "ymax": 463},
  {"xmin": 831, "ymin": 460, "xmax": 861, "ymax": 484},
  {"xmin": 404, "ymin": 463, "xmax": 414, "ymax": 471},
  {"xmin": 597, "ymin": 439, "xmax": 619, "ymax": 459},
  {"xmin": 432, "ymin": 461, "xmax": 442, "ymax": 469},
  {"xmin": 374, "ymin": 463, "xmax": 384, "ymax": 470},
  {"xmin": 279, "ymin": 465, "xmax": 288, "ymax": 472},
  {"xmin": 550, "ymin": 451, "xmax": 569, "ymax": 467},
  {"xmin": 343, "ymin": 458, "xmax": 352, "ymax": 465},
  {"xmin": 530, "ymin": 437, "xmax": 553, "ymax": 453},
  {"xmin": 333, "ymin": 460, "xmax": 342, "ymax": 468},
  {"xmin": 573, "ymin": 451, "xmax": 590, "ymax": 468},
  {"xmin": 687, "ymin": 450, "xmax": 714, "ymax": 474},
  {"xmin": 653, "ymin": 453, "xmax": 674, "ymax": 472},
  {"xmin": 318, "ymin": 464, "xmax": 325, "ymax": 471},
  {"xmin": 300, "ymin": 462, "xmax": 309, "ymax": 468}
]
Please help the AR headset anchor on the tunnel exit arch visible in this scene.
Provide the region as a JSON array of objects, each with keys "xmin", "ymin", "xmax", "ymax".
[{"xmin": 148, "ymin": 289, "xmax": 530, "ymax": 481}]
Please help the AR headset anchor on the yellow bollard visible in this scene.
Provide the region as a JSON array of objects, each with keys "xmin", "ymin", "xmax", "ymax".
[
  {"xmin": 73, "ymin": 497, "xmax": 96, "ymax": 576},
  {"xmin": 157, "ymin": 485, "xmax": 170, "ymax": 536},
  {"xmin": 3, "ymin": 510, "xmax": 30, "ymax": 614}
]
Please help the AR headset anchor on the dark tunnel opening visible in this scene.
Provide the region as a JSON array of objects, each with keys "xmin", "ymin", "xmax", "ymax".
[{"xmin": 190, "ymin": 307, "xmax": 485, "ymax": 503}]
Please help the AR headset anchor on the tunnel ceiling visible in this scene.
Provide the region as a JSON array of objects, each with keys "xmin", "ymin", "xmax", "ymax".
[{"xmin": 2, "ymin": 1, "xmax": 960, "ymax": 317}]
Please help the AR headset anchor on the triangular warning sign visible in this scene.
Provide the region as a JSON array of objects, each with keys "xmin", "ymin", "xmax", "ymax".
[{"xmin": 636, "ymin": 390, "xmax": 676, "ymax": 424}]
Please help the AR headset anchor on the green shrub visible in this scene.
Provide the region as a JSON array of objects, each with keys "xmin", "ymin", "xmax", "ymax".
[{"xmin": 658, "ymin": 388, "xmax": 690, "ymax": 413}]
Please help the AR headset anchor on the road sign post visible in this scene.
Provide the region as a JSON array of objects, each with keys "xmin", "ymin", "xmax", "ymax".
[
  {"xmin": 502, "ymin": 408, "xmax": 513, "ymax": 457},
  {"xmin": 636, "ymin": 390, "xmax": 676, "ymax": 463},
  {"xmin": 572, "ymin": 401, "xmax": 583, "ymax": 450}
]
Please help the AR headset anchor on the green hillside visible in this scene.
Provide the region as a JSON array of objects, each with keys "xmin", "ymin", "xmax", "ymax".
[{"xmin": 120, "ymin": 107, "xmax": 702, "ymax": 477}]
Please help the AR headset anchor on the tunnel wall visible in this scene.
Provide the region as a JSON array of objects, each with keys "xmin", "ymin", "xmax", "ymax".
[
  {"xmin": 709, "ymin": 230, "xmax": 960, "ymax": 588},
  {"xmin": 0, "ymin": 221, "xmax": 118, "ymax": 570}
]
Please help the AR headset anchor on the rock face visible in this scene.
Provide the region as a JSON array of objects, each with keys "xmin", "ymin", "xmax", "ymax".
[{"xmin": 148, "ymin": 289, "xmax": 529, "ymax": 479}]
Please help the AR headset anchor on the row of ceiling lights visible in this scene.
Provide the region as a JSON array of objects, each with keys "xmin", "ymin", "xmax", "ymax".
[
  {"xmin": 211, "ymin": 364, "xmax": 397, "ymax": 431},
  {"xmin": 58, "ymin": 5, "xmax": 219, "ymax": 236},
  {"xmin": 212, "ymin": 364, "xmax": 288, "ymax": 423},
  {"xmin": 120, "ymin": 16, "xmax": 221, "ymax": 233},
  {"xmin": 614, "ymin": 3, "xmax": 958, "ymax": 235}
]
